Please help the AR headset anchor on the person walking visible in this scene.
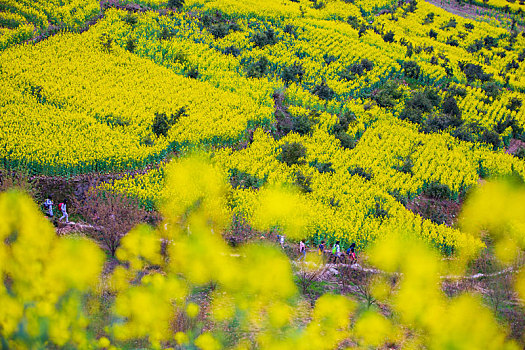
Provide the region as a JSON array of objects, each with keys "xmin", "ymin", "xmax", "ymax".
[
  {"xmin": 318, "ymin": 240, "xmax": 325, "ymax": 255},
  {"xmin": 346, "ymin": 242, "xmax": 357, "ymax": 265},
  {"xmin": 331, "ymin": 240, "xmax": 341, "ymax": 264},
  {"xmin": 44, "ymin": 196, "xmax": 53, "ymax": 217},
  {"xmin": 279, "ymin": 234, "xmax": 285, "ymax": 249},
  {"xmin": 299, "ymin": 240, "xmax": 306, "ymax": 261},
  {"xmin": 59, "ymin": 200, "xmax": 69, "ymax": 223}
]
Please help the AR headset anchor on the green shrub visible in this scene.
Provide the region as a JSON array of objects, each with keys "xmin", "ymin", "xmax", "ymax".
[
  {"xmin": 229, "ymin": 169, "xmax": 264, "ymax": 189},
  {"xmin": 372, "ymin": 197, "xmax": 389, "ymax": 219},
  {"xmin": 402, "ymin": 60, "xmax": 421, "ymax": 79},
  {"xmin": 440, "ymin": 18, "xmax": 457, "ymax": 30},
  {"xmin": 274, "ymin": 110, "xmax": 315, "ymax": 138},
  {"xmin": 428, "ymin": 29, "xmax": 438, "ymax": 39},
  {"xmin": 279, "ymin": 142, "xmax": 307, "ymax": 166},
  {"xmin": 506, "ymin": 60, "xmax": 519, "ymax": 71},
  {"xmin": 482, "ymin": 81, "xmax": 502, "ymax": 99},
  {"xmin": 423, "ymin": 181, "xmax": 452, "ymax": 200},
  {"xmin": 480, "ymin": 129, "xmax": 501, "ymax": 150},
  {"xmin": 281, "ymin": 62, "xmax": 305, "ymax": 85},
  {"xmin": 442, "ymin": 96, "xmax": 461, "ymax": 117},
  {"xmin": 245, "ymin": 57, "xmax": 269, "ymax": 78},
  {"xmin": 507, "ymin": 97, "xmax": 522, "ymax": 111},
  {"xmin": 99, "ymin": 33, "xmax": 113, "ymax": 53},
  {"xmin": 423, "ymin": 113, "xmax": 463, "ymax": 133},
  {"xmin": 422, "ymin": 12, "xmax": 434, "ymax": 24},
  {"xmin": 309, "ymin": 160, "xmax": 335, "ymax": 174},
  {"xmin": 348, "ymin": 166, "xmax": 372, "ymax": 181},
  {"xmin": 123, "ymin": 13, "xmax": 138, "ymax": 26},
  {"xmin": 516, "ymin": 147, "xmax": 525, "ymax": 160},
  {"xmin": 333, "ymin": 111, "xmax": 355, "ymax": 134},
  {"xmin": 125, "ymin": 38, "xmax": 136, "ymax": 53},
  {"xmin": 185, "ymin": 66, "xmax": 199, "ymax": 79},
  {"xmin": 382, "ymin": 31, "xmax": 395, "ymax": 43},
  {"xmin": 459, "ymin": 62, "xmax": 492, "ymax": 82},
  {"xmin": 252, "ymin": 28, "xmax": 278, "ymax": 47},
  {"xmin": 452, "ymin": 122, "xmax": 481, "ymax": 143},
  {"xmin": 447, "ymin": 86, "xmax": 467, "ymax": 98},
  {"xmin": 168, "ymin": 0, "xmax": 184, "ymax": 9},
  {"xmin": 518, "ymin": 49, "xmax": 525, "ymax": 62},
  {"xmin": 295, "ymin": 171, "xmax": 313, "ymax": 193},
  {"xmin": 201, "ymin": 11, "xmax": 240, "ymax": 39},
  {"xmin": 483, "ymin": 36, "xmax": 498, "ymax": 49},
  {"xmin": 152, "ymin": 107, "xmax": 187, "ymax": 138},
  {"xmin": 395, "ymin": 156, "xmax": 413, "ymax": 174},
  {"xmin": 467, "ymin": 39, "xmax": 484, "ymax": 53},
  {"xmin": 311, "ymin": 80, "xmax": 335, "ymax": 100},
  {"xmin": 373, "ymin": 81, "xmax": 402, "ymax": 108},
  {"xmin": 292, "ymin": 114, "xmax": 314, "ymax": 135},
  {"xmin": 400, "ymin": 88, "xmax": 441, "ymax": 124},
  {"xmin": 335, "ymin": 131, "xmax": 357, "ymax": 149},
  {"xmin": 446, "ymin": 36, "xmax": 459, "ymax": 47},
  {"xmin": 223, "ymin": 46, "xmax": 241, "ymax": 57},
  {"xmin": 347, "ymin": 15, "xmax": 361, "ymax": 29},
  {"xmin": 322, "ymin": 53, "xmax": 339, "ymax": 66}
]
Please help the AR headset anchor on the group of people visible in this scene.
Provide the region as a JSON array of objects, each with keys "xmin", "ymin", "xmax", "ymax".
[
  {"xmin": 43, "ymin": 196, "xmax": 69, "ymax": 223},
  {"xmin": 298, "ymin": 239, "xmax": 357, "ymax": 265}
]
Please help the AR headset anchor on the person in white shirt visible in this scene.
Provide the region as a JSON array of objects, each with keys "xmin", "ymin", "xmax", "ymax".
[
  {"xmin": 59, "ymin": 200, "xmax": 69, "ymax": 223},
  {"xmin": 44, "ymin": 197, "xmax": 53, "ymax": 217}
]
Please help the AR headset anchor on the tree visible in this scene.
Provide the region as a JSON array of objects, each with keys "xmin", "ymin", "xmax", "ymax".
[{"xmin": 80, "ymin": 189, "xmax": 149, "ymax": 257}]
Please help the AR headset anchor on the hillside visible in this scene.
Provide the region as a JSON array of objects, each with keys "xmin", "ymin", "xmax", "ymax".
[{"xmin": 1, "ymin": 0, "xmax": 525, "ymax": 348}]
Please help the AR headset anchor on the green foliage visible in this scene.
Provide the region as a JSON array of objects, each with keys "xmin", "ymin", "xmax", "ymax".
[
  {"xmin": 229, "ymin": 169, "xmax": 265, "ymax": 189},
  {"xmin": 467, "ymin": 39, "xmax": 484, "ymax": 53},
  {"xmin": 245, "ymin": 57, "xmax": 269, "ymax": 78},
  {"xmin": 373, "ymin": 81, "xmax": 402, "ymax": 108},
  {"xmin": 311, "ymin": 79, "xmax": 335, "ymax": 100},
  {"xmin": 402, "ymin": 60, "xmax": 421, "ymax": 79},
  {"xmin": 252, "ymin": 28, "xmax": 278, "ymax": 47},
  {"xmin": 201, "ymin": 11, "xmax": 240, "ymax": 39},
  {"xmin": 459, "ymin": 62, "xmax": 492, "ymax": 82},
  {"xmin": 382, "ymin": 30, "xmax": 395, "ymax": 43},
  {"xmin": 335, "ymin": 131, "xmax": 357, "ymax": 149},
  {"xmin": 123, "ymin": 13, "xmax": 138, "ymax": 26},
  {"xmin": 442, "ymin": 96, "xmax": 461, "ymax": 118},
  {"xmin": 423, "ymin": 181, "xmax": 453, "ymax": 200},
  {"xmin": 394, "ymin": 156, "xmax": 414, "ymax": 175},
  {"xmin": 99, "ymin": 33, "xmax": 113, "ymax": 53},
  {"xmin": 348, "ymin": 166, "xmax": 372, "ymax": 181},
  {"xmin": 440, "ymin": 17, "xmax": 457, "ymax": 30},
  {"xmin": 168, "ymin": 0, "xmax": 184, "ymax": 9},
  {"xmin": 279, "ymin": 142, "xmax": 307, "ymax": 166},
  {"xmin": 507, "ymin": 97, "xmax": 522, "ymax": 111},
  {"xmin": 309, "ymin": 160, "xmax": 335, "ymax": 174},
  {"xmin": 294, "ymin": 171, "xmax": 313, "ymax": 193},
  {"xmin": 340, "ymin": 59, "xmax": 374, "ymax": 80},
  {"xmin": 333, "ymin": 111, "xmax": 355, "ymax": 134},
  {"xmin": 464, "ymin": 22, "xmax": 474, "ymax": 30},
  {"xmin": 428, "ymin": 29, "xmax": 438, "ymax": 39},
  {"xmin": 482, "ymin": 81, "xmax": 502, "ymax": 99},
  {"xmin": 223, "ymin": 46, "xmax": 241, "ymax": 57},
  {"xmin": 400, "ymin": 88, "xmax": 441, "ymax": 124},
  {"xmin": 422, "ymin": 12, "xmax": 435, "ymax": 24},
  {"xmin": 274, "ymin": 110, "xmax": 315, "ymax": 138},
  {"xmin": 152, "ymin": 107, "xmax": 187, "ymax": 137},
  {"xmin": 281, "ymin": 62, "xmax": 305, "ymax": 85},
  {"xmin": 125, "ymin": 37, "xmax": 136, "ymax": 53},
  {"xmin": 480, "ymin": 129, "xmax": 502, "ymax": 150}
]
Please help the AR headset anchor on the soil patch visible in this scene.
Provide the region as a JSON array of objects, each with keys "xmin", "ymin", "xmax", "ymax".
[{"xmin": 405, "ymin": 194, "xmax": 462, "ymax": 227}]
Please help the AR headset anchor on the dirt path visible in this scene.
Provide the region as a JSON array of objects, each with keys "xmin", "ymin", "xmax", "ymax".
[{"xmin": 426, "ymin": 0, "xmax": 524, "ymax": 30}]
